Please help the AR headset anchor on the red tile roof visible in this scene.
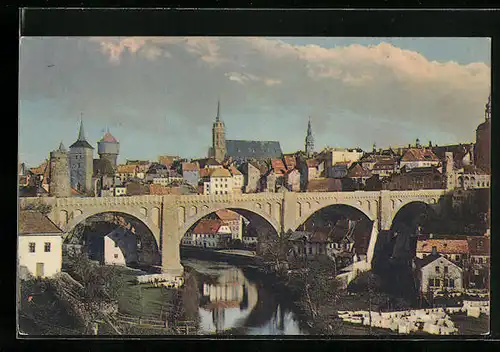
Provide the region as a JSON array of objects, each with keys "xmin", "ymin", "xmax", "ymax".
[
  {"xmin": 271, "ymin": 159, "xmax": 286, "ymax": 171},
  {"xmin": 101, "ymin": 132, "xmax": 118, "ymax": 143},
  {"xmin": 192, "ymin": 219, "xmax": 223, "ymax": 235},
  {"xmin": 199, "ymin": 168, "xmax": 211, "ymax": 178},
  {"xmin": 373, "ymin": 160, "xmax": 396, "ymax": 170},
  {"xmin": 230, "ymin": 167, "xmax": 242, "ymax": 176},
  {"xmin": 401, "ymin": 148, "xmax": 439, "ymax": 162},
  {"xmin": 30, "ymin": 160, "xmax": 48, "ymax": 175},
  {"xmin": 19, "ymin": 211, "xmax": 63, "ymax": 235},
  {"xmin": 416, "ymin": 239, "xmax": 469, "ymax": 255}
]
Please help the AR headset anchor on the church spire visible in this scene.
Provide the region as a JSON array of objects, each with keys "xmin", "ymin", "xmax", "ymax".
[
  {"xmin": 78, "ymin": 113, "xmax": 86, "ymax": 141},
  {"xmin": 216, "ymin": 99, "xmax": 221, "ymax": 122},
  {"xmin": 485, "ymin": 94, "xmax": 491, "ymax": 121},
  {"xmin": 305, "ymin": 116, "xmax": 315, "ymax": 158}
]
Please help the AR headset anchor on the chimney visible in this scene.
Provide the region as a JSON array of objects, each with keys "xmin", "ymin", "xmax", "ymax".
[{"xmin": 431, "ymin": 246, "xmax": 437, "ymax": 256}]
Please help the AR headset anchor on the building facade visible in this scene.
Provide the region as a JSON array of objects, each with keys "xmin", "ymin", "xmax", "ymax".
[
  {"xmin": 417, "ymin": 254, "xmax": 464, "ymax": 294},
  {"xmin": 210, "ymin": 101, "xmax": 227, "ymax": 162},
  {"xmin": 475, "ymin": 95, "xmax": 491, "ymax": 173},
  {"xmin": 18, "ymin": 211, "xmax": 64, "ymax": 279}
]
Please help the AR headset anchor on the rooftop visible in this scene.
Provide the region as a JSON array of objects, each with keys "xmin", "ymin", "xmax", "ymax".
[
  {"xmin": 182, "ymin": 162, "xmax": 200, "ymax": 172},
  {"xmin": 100, "ymin": 132, "xmax": 118, "ymax": 143},
  {"xmin": 19, "ymin": 211, "xmax": 63, "ymax": 235},
  {"xmin": 210, "ymin": 168, "xmax": 232, "ymax": 178},
  {"xmin": 416, "ymin": 239, "xmax": 469, "ymax": 254},
  {"xmin": 215, "ymin": 209, "xmax": 241, "ymax": 221},
  {"xmin": 401, "ymin": 148, "xmax": 439, "ymax": 162},
  {"xmin": 192, "ymin": 219, "xmax": 224, "ymax": 235},
  {"xmin": 226, "ymin": 140, "xmax": 283, "ymax": 160}
]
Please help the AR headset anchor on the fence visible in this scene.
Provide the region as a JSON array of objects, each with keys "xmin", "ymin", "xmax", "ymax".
[{"xmin": 114, "ymin": 312, "xmax": 197, "ymax": 334}]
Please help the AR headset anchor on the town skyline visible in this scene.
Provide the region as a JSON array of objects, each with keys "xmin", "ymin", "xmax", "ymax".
[{"xmin": 19, "ymin": 37, "xmax": 491, "ymax": 167}]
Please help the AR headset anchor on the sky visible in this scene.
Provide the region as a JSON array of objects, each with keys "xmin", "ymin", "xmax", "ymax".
[{"xmin": 19, "ymin": 37, "xmax": 491, "ymax": 168}]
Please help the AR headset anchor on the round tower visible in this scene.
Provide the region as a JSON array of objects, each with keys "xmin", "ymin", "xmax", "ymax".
[
  {"xmin": 49, "ymin": 142, "xmax": 71, "ymax": 197},
  {"xmin": 475, "ymin": 95, "xmax": 491, "ymax": 173},
  {"xmin": 98, "ymin": 130, "xmax": 120, "ymax": 168}
]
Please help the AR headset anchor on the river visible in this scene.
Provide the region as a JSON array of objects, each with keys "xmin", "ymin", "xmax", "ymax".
[{"xmin": 181, "ymin": 258, "xmax": 308, "ymax": 335}]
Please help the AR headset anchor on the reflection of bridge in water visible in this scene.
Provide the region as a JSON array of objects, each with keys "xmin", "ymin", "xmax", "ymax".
[{"xmin": 21, "ymin": 190, "xmax": 446, "ymax": 275}]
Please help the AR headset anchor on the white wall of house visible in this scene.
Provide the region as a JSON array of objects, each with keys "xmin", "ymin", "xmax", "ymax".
[
  {"xmin": 420, "ymin": 257, "xmax": 464, "ymax": 293},
  {"xmin": 400, "ymin": 160, "xmax": 440, "ymax": 171},
  {"xmin": 183, "ymin": 225, "xmax": 233, "ymax": 248},
  {"xmin": 104, "ymin": 230, "xmax": 138, "ymax": 266},
  {"xmin": 205, "ymin": 176, "xmax": 233, "ymax": 195},
  {"xmin": 18, "ymin": 234, "xmax": 63, "ymax": 278}
]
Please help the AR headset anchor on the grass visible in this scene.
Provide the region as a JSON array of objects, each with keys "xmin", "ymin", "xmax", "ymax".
[{"xmin": 115, "ymin": 268, "xmax": 178, "ymax": 319}]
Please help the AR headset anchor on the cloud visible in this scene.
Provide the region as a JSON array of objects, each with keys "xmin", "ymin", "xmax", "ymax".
[{"xmin": 19, "ymin": 37, "xmax": 491, "ymax": 157}]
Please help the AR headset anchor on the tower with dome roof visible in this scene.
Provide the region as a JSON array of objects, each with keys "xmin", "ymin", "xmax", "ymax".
[{"xmin": 97, "ymin": 128, "xmax": 120, "ymax": 168}]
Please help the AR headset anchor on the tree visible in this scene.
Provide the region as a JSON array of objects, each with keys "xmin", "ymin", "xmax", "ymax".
[{"xmin": 259, "ymin": 230, "xmax": 294, "ymax": 275}]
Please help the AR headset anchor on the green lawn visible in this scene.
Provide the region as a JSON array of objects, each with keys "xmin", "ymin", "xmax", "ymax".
[{"xmin": 115, "ymin": 269, "xmax": 178, "ymax": 319}]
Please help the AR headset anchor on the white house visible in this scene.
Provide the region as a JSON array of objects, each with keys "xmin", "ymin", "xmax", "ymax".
[
  {"xmin": 103, "ymin": 228, "xmax": 138, "ymax": 266},
  {"xmin": 416, "ymin": 253, "xmax": 464, "ymax": 294},
  {"xmin": 182, "ymin": 219, "xmax": 232, "ymax": 249},
  {"xmin": 18, "ymin": 211, "xmax": 64, "ymax": 279},
  {"xmin": 101, "ymin": 186, "xmax": 127, "ymax": 197},
  {"xmin": 203, "ymin": 168, "xmax": 234, "ymax": 195},
  {"xmin": 215, "ymin": 209, "xmax": 244, "ymax": 241}
]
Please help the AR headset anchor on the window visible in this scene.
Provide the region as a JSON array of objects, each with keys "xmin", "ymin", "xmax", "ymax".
[
  {"xmin": 478, "ymin": 257, "xmax": 484, "ymax": 264},
  {"xmin": 309, "ymin": 247, "xmax": 313, "ymax": 255},
  {"xmin": 428, "ymin": 279, "xmax": 435, "ymax": 287},
  {"xmin": 225, "ymin": 191, "xmax": 228, "ymax": 194},
  {"xmin": 449, "ymin": 279, "xmax": 455, "ymax": 288},
  {"xmin": 29, "ymin": 242, "xmax": 36, "ymax": 253},
  {"xmin": 435, "ymin": 266, "xmax": 440, "ymax": 274},
  {"xmin": 455, "ymin": 255, "xmax": 460, "ymax": 261},
  {"xmin": 225, "ymin": 184, "xmax": 227, "ymax": 188},
  {"xmin": 444, "ymin": 266, "xmax": 449, "ymax": 274},
  {"xmin": 215, "ymin": 191, "xmax": 218, "ymax": 195},
  {"xmin": 44, "ymin": 242, "xmax": 51, "ymax": 252},
  {"xmin": 114, "ymin": 254, "xmax": 118, "ymax": 259}
]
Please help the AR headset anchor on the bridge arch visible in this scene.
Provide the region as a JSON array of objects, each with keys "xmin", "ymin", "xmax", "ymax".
[
  {"xmin": 64, "ymin": 207, "xmax": 161, "ymax": 248},
  {"xmin": 180, "ymin": 204, "xmax": 280, "ymax": 240},
  {"xmin": 389, "ymin": 198, "xmax": 441, "ymax": 231},
  {"xmin": 291, "ymin": 201, "xmax": 375, "ymax": 232}
]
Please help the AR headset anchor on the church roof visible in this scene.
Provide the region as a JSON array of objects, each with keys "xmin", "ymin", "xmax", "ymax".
[
  {"xmin": 70, "ymin": 119, "xmax": 94, "ymax": 149},
  {"xmin": 226, "ymin": 140, "xmax": 282, "ymax": 160}
]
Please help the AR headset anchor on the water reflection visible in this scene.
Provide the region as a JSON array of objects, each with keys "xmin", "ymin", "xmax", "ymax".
[{"xmin": 183, "ymin": 259, "xmax": 306, "ymax": 335}]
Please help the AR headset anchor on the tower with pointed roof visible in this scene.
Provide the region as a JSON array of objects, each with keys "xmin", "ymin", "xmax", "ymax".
[
  {"xmin": 49, "ymin": 142, "xmax": 71, "ymax": 197},
  {"xmin": 210, "ymin": 100, "xmax": 226, "ymax": 162},
  {"xmin": 97, "ymin": 128, "xmax": 120, "ymax": 168},
  {"xmin": 305, "ymin": 117, "xmax": 315, "ymax": 158},
  {"xmin": 69, "ymin": 116, "xmax": 94, "ymax": 194}
]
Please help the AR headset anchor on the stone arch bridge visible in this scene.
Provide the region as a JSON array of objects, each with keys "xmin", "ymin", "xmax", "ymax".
[{"xmin": 20, "ymin": 190, "xmax": 446, "ymax": 276}]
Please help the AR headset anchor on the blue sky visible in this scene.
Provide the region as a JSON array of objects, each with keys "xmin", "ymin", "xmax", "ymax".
[{"xmin": 19, "ymin": 37, "xmax": 491, "ymax": 168}]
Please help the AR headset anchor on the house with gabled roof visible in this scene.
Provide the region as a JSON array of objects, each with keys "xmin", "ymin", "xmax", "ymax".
[{"xmin": 18, "ymin": 211, "xmax": 64, "ymax": 279}]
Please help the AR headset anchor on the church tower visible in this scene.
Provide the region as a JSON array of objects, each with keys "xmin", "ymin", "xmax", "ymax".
[
  {"xmin": 48, "ymin": 142, "xmax": 71, "ymax": 197},
  {"xmin": 305, "ymin": 117, "xmax": 315, "ymax": 158},
  {"xmin": 69, "ymin": 116, "xmax": 94, "ymax": 194},
  {"xmin": 211, "ymin": 100, "xmax": 226, "ymax": 162}
]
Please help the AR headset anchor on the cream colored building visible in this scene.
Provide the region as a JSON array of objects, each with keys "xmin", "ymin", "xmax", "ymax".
[
  {"xmin": 230, "ymin": 167, "xmax": 244, "ymax": 194},
  {"xmin": 104, "ymin": 228, "xmax": 138, "ymax": 266},
  {"xmin": 18, "ymin": 211, "xmax": 64, "ymax": 279},
  {"xmin": 321, "ymin": 148, "xmax": 364, "ymax": 166},
  {"xmin": 203, "ymin": 168, "xmax": 234, "ymax": 195}
]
